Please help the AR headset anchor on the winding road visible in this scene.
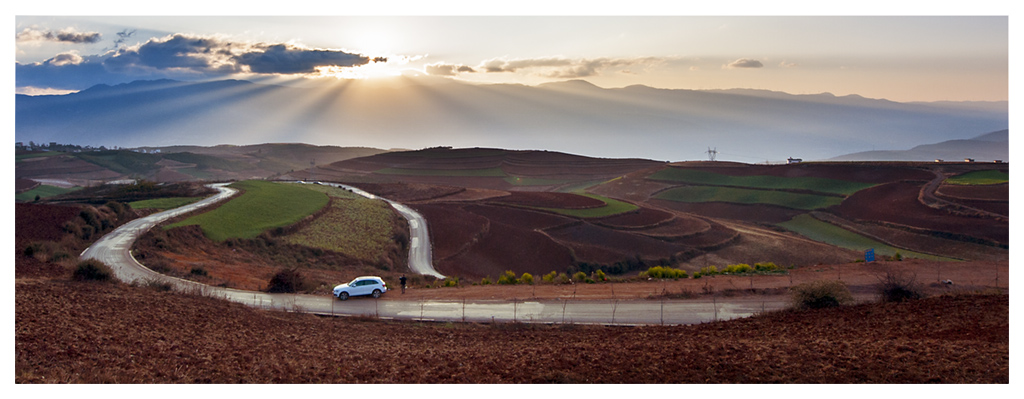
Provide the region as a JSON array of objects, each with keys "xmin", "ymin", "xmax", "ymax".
[{"xmin": 80, "ymin": 182, "xmax": 783, "ymax": 325}]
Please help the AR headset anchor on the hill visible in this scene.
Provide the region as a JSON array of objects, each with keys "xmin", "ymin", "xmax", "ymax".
[
  {"xmin": 829, "ymin": 129, "xmax": 1009, "ymax": 162},
  {"xmin": 16, "ymin": 78, "xmax": 1008, "ymax": 162}
]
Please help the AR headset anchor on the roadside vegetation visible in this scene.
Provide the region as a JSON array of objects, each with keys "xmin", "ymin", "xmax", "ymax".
[
  {"xmin": 168, "ymin": 180, "xmax": 328, "ymax": 241},
  {"xmin": 129, "ymin": 197, "xmax": 202, "ymax": 211},
  {"xmin": 655, "ymin": 185, "xmax": 842, "ymax": 210},
  {"xmin": 944, "ymin": 170, "xmax": 1008, "ymax": 185}
]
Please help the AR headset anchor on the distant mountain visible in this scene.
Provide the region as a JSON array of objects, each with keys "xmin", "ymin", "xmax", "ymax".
[
  {"xmin": 828, "ymin": 129, "xmax": 1009, "ymax": 162},
  {"xmin": 15, "ymin": 78, "xmax": 1008, "ymax": 162}
]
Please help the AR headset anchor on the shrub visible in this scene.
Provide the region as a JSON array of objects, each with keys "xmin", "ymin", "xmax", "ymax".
[
  {"xmin": 542, "ymin": 271, "xmax": 558, "ymax": 283},
  {"xmin": 266, "ymin": 268, "xmax": 306, "ymax": 293},
  {"xmin": 190, "ymin": 267, "xmax": 209, "ymax": 277},
  {"xmin": 73, "ymin": 259, "xmax": 114, "ymax": 282},
  {"xmin": 443, "ymin": 277, "xmax": 460, "ymax": 287},
  {"xmin": 572, "ymin": 271, "xmax": 587, "ymax": 283},
  {"xmin": 877, "ymin": 269, "xmax": 923, "ymax": 303},
  {"xmin": 497, "ymin": 270, "xmax": 518, "ymax": 285},
  {"xmin": 723, "ymin": 263, "xmax": 753, "ymax": 274},
  {"xmin": 693, "ymin": 265, "xmax": 718, "ymax": 278},
  {"xmin": 556, "ymin": 273, "xmax": 570, "ymax": 285},
  {"xmin": 520, "ymin": 272, "xmax": 534, "ymax": 285},
  {"xmin": 790, "ymin": 280, "xmax": 853, "ymax": 309},
  {"xmin": 594, "ymin": 269, "xmax": 607, "ymax": 282},
  {"xmin": 480, "ymin": 276, "xmax": 492, "ymax": 285},
  {"xmin": 640, "ymin": 266, "xmax": 688, "ymax": 279},
  {"xmin": 754, "ymin": 262, "xmax": 780, "ymax": 272}
]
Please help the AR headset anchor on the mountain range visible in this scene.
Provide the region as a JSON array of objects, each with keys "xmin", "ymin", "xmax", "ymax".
[
  {"xmin": 829, "ymin": 129, "xmax": 1009, "ymax": 162},
  {"xmin": 15, "ymin": 78, "xmax": 1008, "ymax": 162}
]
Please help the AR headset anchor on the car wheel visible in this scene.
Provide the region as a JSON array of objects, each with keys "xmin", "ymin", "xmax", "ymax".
[
  {"xmin": 338, "ymin": 292, "xmax": 349, "ymax": 301},
  {"xmin": 372, "ymin": 289, "xmax": 382, "ymax": 298}
]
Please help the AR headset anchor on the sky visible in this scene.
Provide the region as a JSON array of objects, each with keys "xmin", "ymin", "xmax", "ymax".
[{"xmin": 11, "ymin": 3, "xmax": 1012, "ymax": 103}]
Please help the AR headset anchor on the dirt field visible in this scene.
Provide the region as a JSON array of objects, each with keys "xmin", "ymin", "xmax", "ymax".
[{"xmin": 15, "ymin": 276, "xmax": 1008, "ymax": 383}]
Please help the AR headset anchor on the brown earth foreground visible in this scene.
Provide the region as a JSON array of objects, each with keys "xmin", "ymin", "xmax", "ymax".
[{"xmin": 15, "ymin": 276, "xmax": 1008, "ymax": 384}]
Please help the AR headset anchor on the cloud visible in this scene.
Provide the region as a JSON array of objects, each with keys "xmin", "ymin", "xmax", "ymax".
[
  {"xmin": 779, "ymin": 61, "xmax": 798, "ymax": 68},
  {"xmin": 475, "ymin": 56, "xmax": 667, "ymax": 78},
  {"xmin": 17, "ymin": 33, "xmax": 376, "ymax": 91},
  {"xmin": 726, "ymin": 58, "xmax": 764, "ymax": 69},
  {"xmin": 17, "ymin": 27, "xmax": 101, "ymax": 44},
  {"xmin": 424, "ymin": 62, "xmax": 476, "ymax": 76}
]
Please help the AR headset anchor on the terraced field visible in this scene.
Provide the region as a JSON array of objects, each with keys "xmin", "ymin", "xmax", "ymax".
[
  {"xmin": 15, "ymin": 185, "xmax": 81, "ymax": 202},
  {"xmin": 944, "ymin": 169, "xmax": 1009, "ymax": 185},
  {"xmin": 777, "ymin": 214, "xmax": 952, "ymax": 261},
  {"xmin": 654, "ymin": 186, "xmax": 843, "ymax": 210},
  {"xmin": 168, "ymin": 180, "xmax": 328, "ymax": 241},
  {"xmin": 375, "ymin": 167, "xmax": 508, "ymax": 177},
  {"xmin": 129, "ymin": 197, "xmax": 202, "ymax": 211},
  {"xmin": 649, "ymin": 168, "xmax": 874, "ymax": 195}
]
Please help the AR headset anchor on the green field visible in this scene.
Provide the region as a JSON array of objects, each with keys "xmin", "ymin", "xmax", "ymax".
[
  {"xmin": 648, "ymin": 168, "xmax": 873, "ymax": 196},
  {"xmin": 16, "ymin": 152, "xmax": 64, "ymax": 161},
  {"xmin": 504, "ymin": 176, "xmax": 571, "ymax": 186},
  {"xmin": 168, "ymin": 180, "xmax": 328, "ymax": 241},
  {"xmin": 75, "ymin": 150, "xmax": 162, "ymax": 175},
  {"xmin": 375, "ymin": 167, "xmax": 507, "ymax": 177},
  {"xmin": 129, "ymin": 197, "xmax": 202, "ymax": 211},
  {"xmin": 944, "ymin": 170, "xmax": 1009, "ymax": 185},
  {"xmin": 284, "ymin": 184, "xmax": 399, "ymax": 262},
  {"xmin": 654, "ymin": 186, "xmax": 843, "ymax": 210},
  {"xmin": 536, "ymin": 193, "xmax": 638, "ymax": 218},
  {"xmin": 777, "ymin": 214, "xmax": 952, "ymax": 261},
  {"xmin": 16, "ymin": 185, "xmax": 81, "ymax": 202}
]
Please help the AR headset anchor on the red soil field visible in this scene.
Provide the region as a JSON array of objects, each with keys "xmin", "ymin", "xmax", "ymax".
[
  {"xmin": 664, "ymin": 161, "xmax": 935, "ymax": 183},
  {"xmin": 488, "ymin": 191, "xmax": 606, "ymax": 209},
  {"xmin": 649, "ymin": 199, "xmax": 806, "ymax": 224},
  {"xmin": 15, "ymin": 203, "xmax": 82, "ymax": 244},
  {"xmin": 413, "ymin": 203, "xmax": 490, "ymax": 261},
  {"xmin": 545, "ymin": 223, "xmax": 690, "ymax": 263},
  {"xmin": 350, "ymin": 182, "xmax": 466, "ymax": 202},
  {"xmin": 15, "ymin": 155, "xmax": 121, "ymax": 180},
  {"xmin": 438, "ymin": 220, "xmax": 575, "ymax": 278},
  {"xmin": 934, "ymin": 184, "xmax": 1009, "ymax": 216},
  {"xmin": 593, "ymin": 206, "xmax": 675, "ymax": 229},
  {"xmin": 461, "ymin": 204, "xmax": 575, "ymax": 230},
  {"xmin": 835, "ymin": 181, "xmax": 1008, "ymax": 246},
  {"xmin": 15, "ymin": 178, "xmax": 40, "ymax": 193},
  {"xmin": 634, "ymin": 216, "xmax": 712, "ymax": 239}
]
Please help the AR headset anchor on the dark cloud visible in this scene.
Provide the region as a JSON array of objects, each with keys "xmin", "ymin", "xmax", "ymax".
[
  {"xmin": 17, "ymin": 27, "xmax": 101, "ymax": 44},
  {"xmin": 17, "ymin": 33, "xmax": 376, "ymax": 91},
  {"xmin": 424, "ymin": 63, "xmax": 476, "ymax": 76},
  {"xmin": 235, "ymin": 44, "xmax": 369, "ymax": 74},
  {"xmin": 726, "ymin": 58, "xmax": 764, "ymax": 68},
  {"xmin": 114, "ymin": 29, "xmax": 136, "ymax": 48}
]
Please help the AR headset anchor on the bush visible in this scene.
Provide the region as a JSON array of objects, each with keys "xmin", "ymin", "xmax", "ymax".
[
  {"xmin": 73, "ymin": 259, "xmax": 114, "ymax": 282},
  {"xmin": 572, "ymin": 271, "xmax": 587, "ymax": 283},
  {"xmin": 790, "ymin": 280, "xmax": 853, "ymax": 309},
  {"xmin": 542, "ymin": 271, "xmax": 558, "ymax": 284},
  {"xmin": 480, "ymin": 276, "xmax": 492, "ymax": 285},
  {"xmin": 693, "ymin": 265, "xmax": 718, "ymax": 278},
  {"xmin": 497, "ymin": 270, "xmax": 518, "ymax": 285},
  {"xmin": 594, "ymin": 269, "xmax": 607, "ymax": 282},
  {"xmin": 266, "ymin": 268, "xmax": 306, "ymax": 293},
  {"xmin": 877, "ymin": 270, "xmax": 923, "ymax": 303},
  {"xmin": 556, "ymin": 273, "xmax": 570, "ymax": 285},
  {"xmin": 443, "ymin": 277, "xmax": 460, "ymax": 287},
  {"xmin": 640, "ymin": 266, "xmax": 688, "ymax": 279},
  {"xmin": 520, "ymin": 272, "xmax": 534, "ymax": 285},
  {"xmin": 723, "ymin": 263, "xmax": 753, "ymax": 274},
  {"xmin": 754, "ymin": 262, "xmax": 780, "ymax": 272}
]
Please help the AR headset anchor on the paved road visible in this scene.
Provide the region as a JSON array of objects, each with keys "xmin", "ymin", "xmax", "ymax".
[{"xmin": 80, "ymin": 182, "xmax": 782, "ymax": 325}]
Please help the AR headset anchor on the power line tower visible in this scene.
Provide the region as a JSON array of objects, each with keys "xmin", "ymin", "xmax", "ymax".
[{"xmin": 706, "ymin": 147, "xmax": 718, "ymax": 162}]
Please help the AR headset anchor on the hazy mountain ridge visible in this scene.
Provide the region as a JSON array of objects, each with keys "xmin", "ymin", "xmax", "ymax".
[
  {"xmin": 15, "ymin": 78, "xmax": 1008, "ymax": 162},
  {"xmin": 829, "ymin": 129, "xmax": 1009, "ymax": 162}
]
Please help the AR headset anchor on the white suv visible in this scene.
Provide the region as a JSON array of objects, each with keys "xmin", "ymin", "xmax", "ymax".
[{"xmin": 333, "ymin": 276, "xmax": 388, "ymax": 300}]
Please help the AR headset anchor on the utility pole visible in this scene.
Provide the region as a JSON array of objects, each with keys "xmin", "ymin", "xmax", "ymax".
[
  {"xmin": 308, "ymin": 159, "xmax": 315, "ymax": 182},
  {"xmin": 706, "ymin": 147, "xmax": 718, "ymax": 162}
]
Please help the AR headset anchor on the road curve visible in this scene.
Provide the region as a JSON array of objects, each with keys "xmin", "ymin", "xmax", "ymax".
[
  {"xmin": 310, "ymin": 182, "xmax": 444, "ymax": 279},
  {"xmin": 79, "ymin": 182, "xmax": 780, "ymax": 325}
]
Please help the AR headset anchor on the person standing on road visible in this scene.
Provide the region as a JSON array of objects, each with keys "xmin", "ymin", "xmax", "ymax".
[{"xmin": 399, "ymin": 275, "xmax": 407, "ymax": 294}]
